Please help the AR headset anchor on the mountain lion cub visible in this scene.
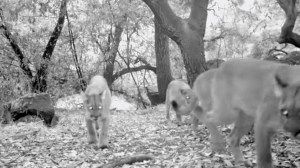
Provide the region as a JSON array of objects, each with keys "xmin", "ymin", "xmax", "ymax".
[
  {"xmin": 191, "ymin": 58, "xmax": 300, "ymax": 168},
  {"xmin": 83, "ymin": 75, "xmax": 111, "ymax": 149}
]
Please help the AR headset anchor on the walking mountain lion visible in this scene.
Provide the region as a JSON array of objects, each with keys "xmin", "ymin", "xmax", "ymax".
[
  {"xmin": 165, "ymin": 80, "xmax": 198, "ymax": 124},
  {"xmin": 189, "ymin": 58, "xmax": 300, "ymax": 168},
  {"xmin": 83, "ymin": 75, "xmax": 111, "ymax": 149}
]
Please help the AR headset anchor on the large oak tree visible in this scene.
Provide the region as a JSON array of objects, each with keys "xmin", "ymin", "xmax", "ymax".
[
  {"xmin": 155, "ymin": 17, "xmax": 173, "ymax": 102},
  {"xmin": 142, "ymin": 0, "xmax": 208, "ymax": 85}
]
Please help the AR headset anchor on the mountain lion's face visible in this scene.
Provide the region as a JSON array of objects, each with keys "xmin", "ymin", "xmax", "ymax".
[
  {"xmin": 85, "ymin": 91, "xmax": 106, "ymax": 120},
  {"xmin": 172, "ymin": 89, "xmax": 198, "ymax": 115},
  {"xmin": 275, "ymin": 69, "xmax": 300, "ymax": 139}
]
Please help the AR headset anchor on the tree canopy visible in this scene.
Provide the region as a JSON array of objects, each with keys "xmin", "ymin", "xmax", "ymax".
[{"xmin": 0, "ymin": 0, "xmax": 299, "ymax": 102}]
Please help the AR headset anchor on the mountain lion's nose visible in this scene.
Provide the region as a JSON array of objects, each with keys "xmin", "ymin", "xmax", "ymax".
[
  {"xmin": 91, "ymin": 114, "xmax": 101, "ymax": 119},
  {"xmin": 171, "ymin": 101, "xmax": 178, "ymax": 109}
]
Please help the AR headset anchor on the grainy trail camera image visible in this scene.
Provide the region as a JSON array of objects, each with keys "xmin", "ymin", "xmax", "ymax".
[{"xmin": 1, "ymin": 0, "xmax": 300, "ymax": 168}]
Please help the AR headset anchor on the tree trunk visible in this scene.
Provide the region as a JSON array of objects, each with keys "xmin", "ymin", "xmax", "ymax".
[
  {"xmin": 177, "ymin": 25, "xmax": 207, "ymax": 85},
  {"xmin": 0, "ymin": 0, "xmax": 67, "ymax": 93},
  {"xmin": 277, "ymin": 0, "xmax": 300, "ymax": 47},
  {"xmin": 102, "ymin": 19, "xmax": 124, "ymax": 88},
  {"xmin": 142, "ymin": 0, "xmax": 208, "ymax": 85},
  {"xmin": 155, "ymin": 17, "xmax": 173, "ymax": 102}
]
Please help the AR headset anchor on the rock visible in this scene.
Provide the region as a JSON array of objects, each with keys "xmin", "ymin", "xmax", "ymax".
[{"xmin": 1, "ymin": 93, "xmax": 57, "ymax": 127}]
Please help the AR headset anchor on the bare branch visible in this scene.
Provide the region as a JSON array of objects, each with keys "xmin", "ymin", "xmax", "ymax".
[
  {"xmin": 142, "ymin": 0, "xmax": 180, "ymax": 38},
  {"xmin": 99, "ymin": 154, "xmax": 153, "ymax": 168},
  {"xmin": 66, "ymin": 9, "xmax": 86, "ymax": 91},
  {"xmin": 204, "ymin": 34, "xmax": 225, "ymax": 42},
  {"xmin": 113, "ymin": 65, "xmax": 156, "ymax": 80},
  {"xmin": 41, "ymin": 0, "xmax": 67, "ymax": 61},
  {"xmin": 268, "ymin": 45, "xmax": 288, "ymax": 56},
  {"xmin": 133, "ymin": 56, "xmax": 152, "ymax": 66}
]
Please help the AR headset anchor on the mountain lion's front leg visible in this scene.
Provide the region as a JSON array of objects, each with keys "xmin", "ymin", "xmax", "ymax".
[
  {"xmin": 229, "ymin": 111, "xmax": 253, "ymax": 166},
  {"xmin": 191, "ymin": 114, "xmax": 199, "ymax": 132},
  {"xmin": 206, "ymin": 122, "xmax": 226, "ymax": 152},
  {"xmin": 165, "ymin": 92, "xmax": 171, "ymax": 120},
  {"xmin": 255, "ymin": 119, "xmax": 275, "ymax": 168},
  {"xmin": 99, "ymin": 117, "xmax": 109, "ymax": 149},
  {"xmin": 175, "ymin": 113, "xmax": 182, "ymax": 125},
  {"xmin": 192, "ymin": 107, "xmax": 226, "ymax": 152},
  {"xmin": 86, "ymin": 118, "xmax": 97, "ymax": 144}
]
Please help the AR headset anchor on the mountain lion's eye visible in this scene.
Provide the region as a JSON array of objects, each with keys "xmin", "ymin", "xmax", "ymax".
[
  {"xmin": 281, "ymin": 109, "xmax": 289, "ymax": 117},
  {"xmin": 89, "ymin": 107, "xmax": 93, "ymax": 110}
]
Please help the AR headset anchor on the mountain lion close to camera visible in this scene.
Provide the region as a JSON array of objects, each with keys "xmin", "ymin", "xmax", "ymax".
[
  {"xmin": 189, "ymin": 58, "xmax": 300, "ymax": 168},
  {"xmin": 83, "ymin": 75, "xmax": 111, "ymax": 149}
]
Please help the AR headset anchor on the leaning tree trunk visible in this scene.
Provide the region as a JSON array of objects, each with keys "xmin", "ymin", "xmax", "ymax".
[
  {"xmin": 142, "ymin": 0, "xmax": 208, "ymax": 85},
  {"xmin": 32, "ymin": 0, "xmax": 67, "ymax": 92},
  {"xmin": 155, "ymin": 17, "xmax": 173, "ymax": 102},
  {"xmin": 0, "ymin": 0, "xmax": 67, "ymax": 93}
]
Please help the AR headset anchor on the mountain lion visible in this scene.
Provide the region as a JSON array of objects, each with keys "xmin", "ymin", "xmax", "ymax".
[
  {"xmin": 83, "ymin": 75, "xmax": 111, "ymax": 149},
  {"xmin": 190, "ymin": 58, "xmax": 300, "ymax": 168},
  {"xmin": 165, "ymin": 80, "xmax": 198, "ymax": 124}
]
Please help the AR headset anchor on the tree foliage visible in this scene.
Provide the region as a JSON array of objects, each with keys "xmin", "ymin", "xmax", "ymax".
[
  {"xmin": 0, "ymin": 0, "xmax": 68, "ymax": 94},
  {"xmin": 1, "ymin": 0, "xmax": 300, "ymax": 103}
]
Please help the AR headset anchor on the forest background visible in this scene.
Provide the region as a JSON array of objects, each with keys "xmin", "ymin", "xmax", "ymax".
[
  {"xmin": 1, "ymin": 0, "xmax": 296, "ymax": 106},
  {"xmin": 1, "ymin": 0, "xmax": 300, "ymax": 167}
]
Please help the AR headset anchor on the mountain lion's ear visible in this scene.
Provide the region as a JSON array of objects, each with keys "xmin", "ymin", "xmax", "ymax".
[
  {"xmin": 101, "ymin": 90, "xmax": 106, "ymax": 100},
  {"xmin": 274, "ymin": 67, "xmax": 289, "ymax": 97},
  {"xmin": 81, "ymin": 91, "xmax": 87, "ymax": 102},
  {"xmin": 180, "ymin": 89, "xmax": 185, "ymax": 95}
]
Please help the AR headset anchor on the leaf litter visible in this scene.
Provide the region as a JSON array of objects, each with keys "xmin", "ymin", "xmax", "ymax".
[{"xmin": 0, "ymin": 104, "xmax": 300, "ymax": 168}]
